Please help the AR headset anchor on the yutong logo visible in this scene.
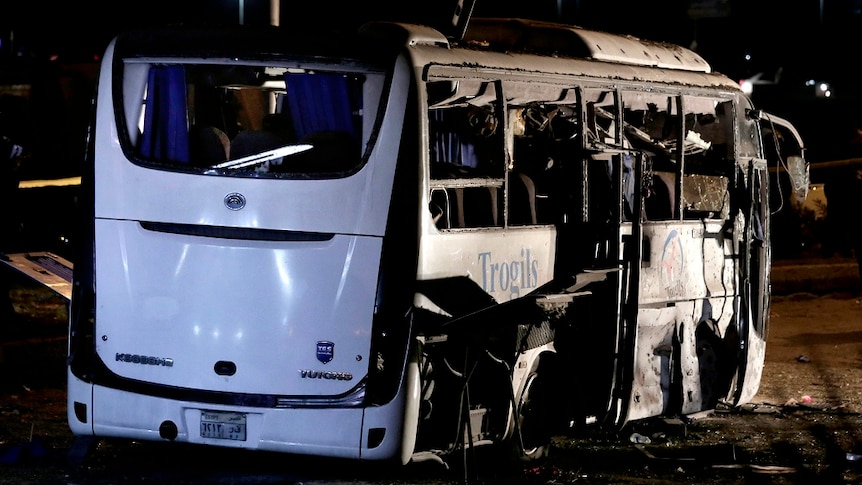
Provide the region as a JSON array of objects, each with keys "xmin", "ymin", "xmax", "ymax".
[
  {"xmin": 300, "ymin": 341, "xmax": 353, "ymax": 380},
  {"xmin": 299, "ymin": 370, "xmax": 353, "ymax": 381},
  {"xmin": 116, "ymin": 353, "xmax": 174, "ymax": 367}
]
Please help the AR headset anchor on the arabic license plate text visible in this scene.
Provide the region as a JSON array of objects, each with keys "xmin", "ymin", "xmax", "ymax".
[{"xmin": 200, "ymin": 411, "xmax": 247, "ymax": 441}]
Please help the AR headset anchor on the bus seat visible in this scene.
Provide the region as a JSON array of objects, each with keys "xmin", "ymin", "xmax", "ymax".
[
  {"xmin": 189, "ymin": 125, "xmax": 230, "ymax": 166},
  {"xmin": 646, "ymin": 171, "xmax": 676, "ymax": 220},
  {"xmin": 430, "ymin": 188, "xmax": 453, "ymax": 229},
  {"xmin": 452, "ymin": 186, "xmax": 499, "ymax": 228},
  {"xmin": 508, "ymin": 173, "xmax": 537, "ymax": 225},
  {"xmin": 230, "ymin": 130, "xmax": 287, "ymax": 160},
  {"xmin": 299, "ymin": 131, "xmax": 359, "ymax": 172}
]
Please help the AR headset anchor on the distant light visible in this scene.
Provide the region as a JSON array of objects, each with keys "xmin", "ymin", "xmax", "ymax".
[
  {"xmin": 744, "ymin": 53, "xmax": 751, "ymax": 61},
  {"xmin": 740, "ymin": 79, "xmax": 754, "ymax": 95},
  {"xmin": 806, "ymin": 79, "xmax": 816, "ymax": 86}
]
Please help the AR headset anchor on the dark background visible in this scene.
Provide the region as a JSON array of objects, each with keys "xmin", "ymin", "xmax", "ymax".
[{"xmin": 3, "ymin": 0, "xmax": 861, "ymax": 178}]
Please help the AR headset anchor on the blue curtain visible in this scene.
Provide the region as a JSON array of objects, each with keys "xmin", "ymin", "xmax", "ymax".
[
  {"xmin": 139, "ymin": 66, "xmax": 190, "ymax": 163},
  {"xmin": 430, "ymin": 109, "xmax": 477, "ymax": 168},
  {"xmin": 285, "ymin": 73, "xmax": 356, "ymax": 141}
]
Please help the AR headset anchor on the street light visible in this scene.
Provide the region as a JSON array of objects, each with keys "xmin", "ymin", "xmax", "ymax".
[
  {"xmin": 237, "ymin": 0, "xmax": 279, "ymax": 26},
  {"xmin": 807, "ymin": 79, "xmax": 832, "ymax": 98}
]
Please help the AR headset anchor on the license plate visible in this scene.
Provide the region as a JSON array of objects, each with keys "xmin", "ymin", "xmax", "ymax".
[{"xmin": 200, "ymin": 411, "xmax": 247, "ymax": 441}]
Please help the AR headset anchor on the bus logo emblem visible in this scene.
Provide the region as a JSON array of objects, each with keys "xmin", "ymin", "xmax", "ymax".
[
  {"xmin": 224, "ymin": 192, "xmax": 246, "ymax": 211},
  {"xmin": 316, "ymin": 341, "xmax": 334, "ymax": 364}
]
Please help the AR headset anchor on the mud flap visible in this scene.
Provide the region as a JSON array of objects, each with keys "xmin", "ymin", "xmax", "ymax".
[{"xmin": 65, "ymin": 436, "xmax": 97, "ymax": 467}]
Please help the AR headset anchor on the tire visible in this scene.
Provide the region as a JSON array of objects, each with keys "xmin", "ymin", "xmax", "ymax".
[{"xmin": 512, "ymin": 369, "xmax": 553, "ymax": 461}]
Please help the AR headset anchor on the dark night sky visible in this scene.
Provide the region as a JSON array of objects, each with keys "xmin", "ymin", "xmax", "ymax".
[
  {"xmin": 2, "ymin": 0, "xmax": 862, "ymax": 163},
  {"xmin": 1, "ymin": 0, "xmax": 854, "ymax": 81},
  {"xmin": 3, "ymin": 1, "xmax": 857, "ymax": 87}
]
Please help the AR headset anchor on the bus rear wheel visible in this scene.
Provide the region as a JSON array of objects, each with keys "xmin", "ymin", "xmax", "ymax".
[{"xmin": 512, "ymin": 369, "xmax": 553, "ymax": 461}]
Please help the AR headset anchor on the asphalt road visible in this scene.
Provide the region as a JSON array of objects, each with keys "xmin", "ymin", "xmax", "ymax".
[{"xmin": 1, "ymin": 263, "xmax": 862, "ymax": 484}]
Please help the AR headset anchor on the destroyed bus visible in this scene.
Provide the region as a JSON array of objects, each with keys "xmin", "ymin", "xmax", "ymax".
[{"xmin": 58, "ymin": 17, "xmax": 807, "ymax": 466}]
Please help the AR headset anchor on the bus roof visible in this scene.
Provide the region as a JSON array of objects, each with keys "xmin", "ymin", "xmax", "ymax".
[
  {"xmin": 110, "ymin": 20, "xmax": 734, "ymax": 93},
  {"xmin": 460, "ymin": 18, "xmax": 712, "ymax": 73}
]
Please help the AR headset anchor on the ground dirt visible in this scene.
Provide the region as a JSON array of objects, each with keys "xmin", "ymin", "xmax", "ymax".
[{"xmin": 1, "ymin": 278, "xmax": 861, "ymax": 484}]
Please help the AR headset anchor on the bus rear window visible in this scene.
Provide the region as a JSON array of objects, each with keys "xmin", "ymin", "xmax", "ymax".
[{"xmin": 119, "ymin": 62, "xmax": 377, "ymax": 177}]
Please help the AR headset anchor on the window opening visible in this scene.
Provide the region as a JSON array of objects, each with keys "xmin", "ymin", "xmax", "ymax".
[
  {"xmin": 126, "ymin": 63, "xmax": 371, "ymax": 177},
  {"xmin": 427, "ymin": 80, "xmax": 504, "ymax": 229}
]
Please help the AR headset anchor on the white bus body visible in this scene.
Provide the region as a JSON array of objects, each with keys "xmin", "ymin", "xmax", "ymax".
[{"xmin": 63, "ymin": 19, "xmax": 807, "ymax": 466}]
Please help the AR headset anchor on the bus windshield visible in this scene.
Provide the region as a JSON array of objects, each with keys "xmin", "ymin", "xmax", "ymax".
[{"xmin": 117, "ymin": 61, "xmax": 383, "ymax": 178}]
